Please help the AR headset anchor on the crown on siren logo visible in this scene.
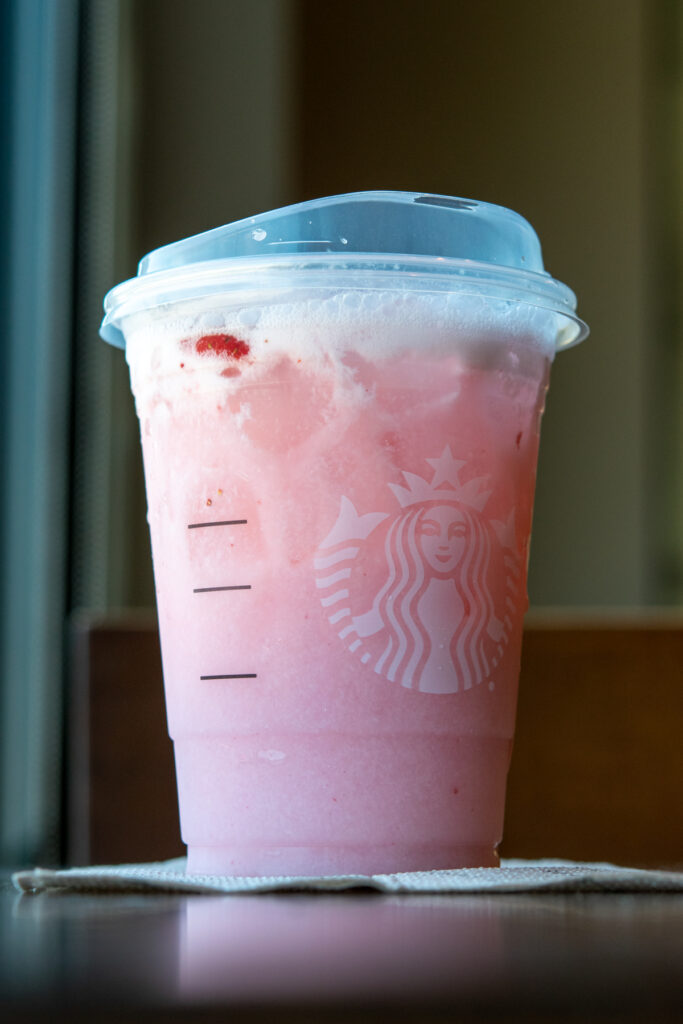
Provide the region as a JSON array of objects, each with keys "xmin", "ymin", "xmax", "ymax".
[{"xmin": 388, "ymin": 445, "xmax": 492, "ymax": 511}]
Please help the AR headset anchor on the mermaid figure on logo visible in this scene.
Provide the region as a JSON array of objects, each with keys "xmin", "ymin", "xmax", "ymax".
[{"xmin": 315, "ymin": 446, "xmax": 520, "ymax": 694}]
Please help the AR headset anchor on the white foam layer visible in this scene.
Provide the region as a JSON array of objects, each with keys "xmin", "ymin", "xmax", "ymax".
[{"xmin": 125, "ymin": 289, "xmax": 558, "ymax": 405}]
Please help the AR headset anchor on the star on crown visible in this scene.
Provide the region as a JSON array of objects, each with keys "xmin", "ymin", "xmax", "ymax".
[{"xmin": 388, "ymin": 445, "xmax": 492, "ymax": 511}]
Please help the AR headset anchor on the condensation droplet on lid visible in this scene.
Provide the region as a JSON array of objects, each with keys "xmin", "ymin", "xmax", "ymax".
[{"xmin": 252, "ymin": 228, "xmax": 267, "ymax": 241}]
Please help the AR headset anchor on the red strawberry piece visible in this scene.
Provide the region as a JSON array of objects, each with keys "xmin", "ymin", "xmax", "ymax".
[{"xmin": 194, "ymin": 334, "xmax": 250, "ymax": 359}]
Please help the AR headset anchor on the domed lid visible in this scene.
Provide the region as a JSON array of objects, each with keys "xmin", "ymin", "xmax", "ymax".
[
  {"xmin": 138, "ymin": 191, "xmax": 546, "ymax": 273},
  {"xmin": 100, "ymin": 191, "xmax": 588, "ymax": 349}
]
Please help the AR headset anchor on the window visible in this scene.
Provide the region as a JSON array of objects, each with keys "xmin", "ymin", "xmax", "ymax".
[{"xmin": 0, "ymin": 0, "xmax": 79, "ymax": 864}]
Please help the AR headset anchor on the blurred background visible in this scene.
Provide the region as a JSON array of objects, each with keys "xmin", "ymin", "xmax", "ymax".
[{"xmin": 1, "ymin": 0, "xmax": 682, "ymax": 865}]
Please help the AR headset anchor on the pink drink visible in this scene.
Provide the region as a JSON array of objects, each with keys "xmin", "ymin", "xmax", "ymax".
[{"xmin": 125, "ymin": 290, "xmax": 554, "ymax": 875}]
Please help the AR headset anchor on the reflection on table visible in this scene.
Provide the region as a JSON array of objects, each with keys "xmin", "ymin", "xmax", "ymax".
[{"xmin": 3, "ymin": 880, "xmax": 683, "ymax": 1021}]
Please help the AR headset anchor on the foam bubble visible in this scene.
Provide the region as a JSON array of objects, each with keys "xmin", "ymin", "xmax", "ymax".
[
  {"xmin": 200, "ymin": 311, "xmax": 226, "ymax": 330},
  {"xmin": 238, "ymin": 308, "xmax": 261, "ymax": 327}
]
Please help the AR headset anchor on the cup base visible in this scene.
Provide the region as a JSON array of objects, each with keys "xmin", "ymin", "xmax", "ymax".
[{"xmin": 185, "ymin": 843, "xmax": 499, "ymax": 877}]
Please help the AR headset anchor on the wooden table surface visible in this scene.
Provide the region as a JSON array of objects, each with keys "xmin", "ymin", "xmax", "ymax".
[{"xmin": 2, "ymin": 875, "xmax": 682, "ymax": 1023}]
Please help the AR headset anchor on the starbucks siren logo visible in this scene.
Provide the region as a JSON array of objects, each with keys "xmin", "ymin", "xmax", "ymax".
[{"xmin": 314, "ymin": 446, "xmax": 523, "ymax": 694}]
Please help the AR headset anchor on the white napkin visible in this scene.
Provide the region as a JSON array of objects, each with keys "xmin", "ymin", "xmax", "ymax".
[{"xmin": 12, "ymin": 858, "xmax": 683, "ymax": 895}]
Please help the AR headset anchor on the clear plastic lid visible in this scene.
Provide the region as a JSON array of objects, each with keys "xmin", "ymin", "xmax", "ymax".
[{"xmin": 100, "ymin": 191, "xmax": 588, "ymax": 349}]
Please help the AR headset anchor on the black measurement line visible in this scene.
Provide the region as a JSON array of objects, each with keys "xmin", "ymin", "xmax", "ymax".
[
  {"xmin": 188, "ymin": 519, "xmax": 247, "ymax": 529},
  {"xmin": 200, "ymin": 674, "xmax": 257, "ymax": 680},
  {"xmin": 193, "ymin": 585, "xmax": 252, "ymax": 593}
]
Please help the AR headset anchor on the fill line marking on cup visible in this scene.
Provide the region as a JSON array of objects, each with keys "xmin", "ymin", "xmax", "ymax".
[
  {"xmin": 187, "ymin": 519, "xmax": 248, "ymax": 529},
  {"xmin": 193, "ymin": 585, "xmax": 252, "ymax": 593},
  {"xmin": 200, "ymin": 673, "xmax": 257, "ymax": 680}
]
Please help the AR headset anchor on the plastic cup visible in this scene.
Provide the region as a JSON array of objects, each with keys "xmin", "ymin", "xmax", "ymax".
[{"xmin": 101, "ymin": 191, "xmax": 587, "ymax": 875}]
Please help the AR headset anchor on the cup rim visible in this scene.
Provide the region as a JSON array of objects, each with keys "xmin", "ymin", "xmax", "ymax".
[{"xmin": 100, "ymin": 252, "xmax": 589, "ymax": 351}]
